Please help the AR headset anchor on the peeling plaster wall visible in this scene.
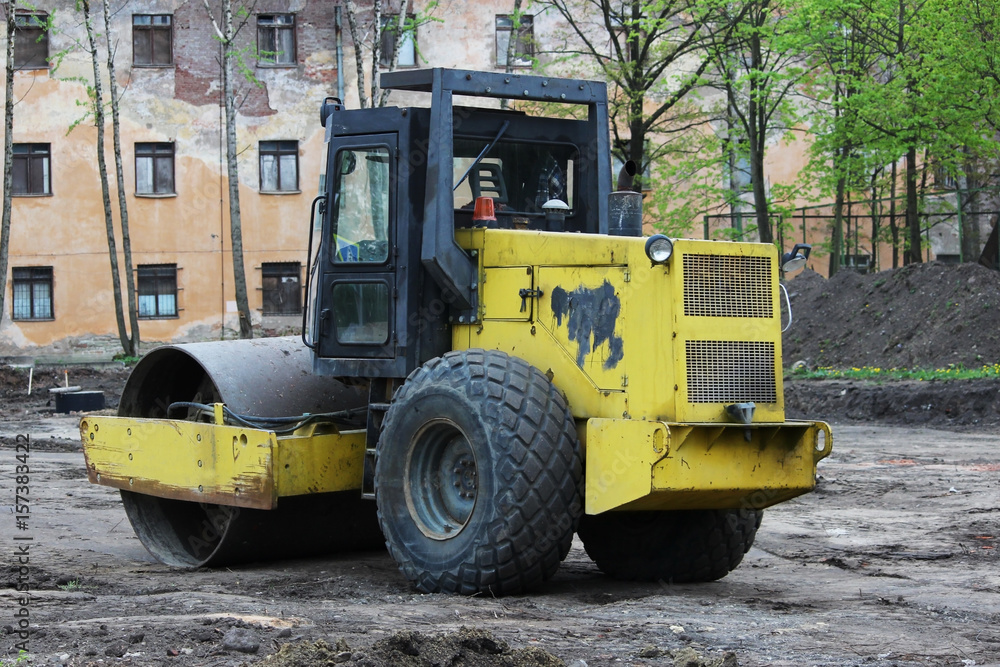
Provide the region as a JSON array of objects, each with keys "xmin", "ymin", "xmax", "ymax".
[{"xmin": 0, "ymin": 0, "xmax": 343, "ymax": 357}]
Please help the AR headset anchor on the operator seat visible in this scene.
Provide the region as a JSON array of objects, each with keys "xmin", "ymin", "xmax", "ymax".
[{"xmin": 469, "ymin": 163, "xmax": 508, "ymax": 204}]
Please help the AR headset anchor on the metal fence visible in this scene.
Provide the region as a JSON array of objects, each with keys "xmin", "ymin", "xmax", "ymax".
[{"xmin": 703, "ymin": 190, "xmax": 1000, "ymax": 272}]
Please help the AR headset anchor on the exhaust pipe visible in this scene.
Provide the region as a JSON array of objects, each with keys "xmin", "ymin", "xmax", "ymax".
[{"xmin": 609, "ymin": 160, "xmax": 643, "ymax": 237}]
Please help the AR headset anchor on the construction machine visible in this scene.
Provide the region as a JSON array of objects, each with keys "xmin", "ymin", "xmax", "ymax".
[{"xmin": 81, "ymin": 69, "xmax": 831, "ymax": 595}]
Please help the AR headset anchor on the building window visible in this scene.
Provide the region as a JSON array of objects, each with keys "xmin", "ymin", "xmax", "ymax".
[
  {"xmin": 133, "ymin": 15, "xmax": 173, "ymax": 66},
  {"xmin": 135, "ymin": 143, "xmax": 175, "ymax": 195},
  {"xmin": 262, "ymin": 263, "xmax": 302, "ymax": 315},
  {"xmin": 14, "ymin": 13, "xmax": 48, "ymax": 69},
  {"xmin": 379, "ymin": 15, "xmax": 416, "ymax": 68},
  {"xmin": 260, "ymin": 141, "xmax": 299, "ymax": 192},
  {"xmin": 12, "ymin": 143, "xmax": 51, "ymax": 196},
  {"xmin": 496, "ymin": 15, "xmax": 534, "ymax": 68},
  {"xmin": 257, "ymin": 14, "xmax": 296, "ymax": 66},
  {"xmin": 138, "ymin": 265, "xmax": 178, "ymax": 318},
  {"xmin": 11, "ymin": 267, "xmax": 53, "ymax": 320}
]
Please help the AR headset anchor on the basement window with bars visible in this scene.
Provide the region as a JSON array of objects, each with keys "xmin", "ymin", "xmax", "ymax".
[
  {"xmin": 133, "ymin": 15, "xmax": 173, "ymax": 66},
  {"xmin": 12, "ymin": 267, "xmax": 53, "ymax": 320},
  {"xmin": 261, "ymin": 263, "xmax": 302, "ymax": 315},
  {"xmin": 138, "ymin": 265, "xmax": 178, "ymax": 318},
  {"xmin": 135, "ymin": 142, "xmax": 175, "ymax": 195}
]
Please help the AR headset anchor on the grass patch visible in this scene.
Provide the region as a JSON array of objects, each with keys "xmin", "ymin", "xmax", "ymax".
[
  {"xmin": 787, "ymin": 363, "xmax": 1000, "ymax": 381},
  {"xmin": 112, "ymin": 353, "xmax": 141, "ymax": 365},
  {"xmin": 1, "ymin": 650, "xmax": 30, "ymax": 666}
]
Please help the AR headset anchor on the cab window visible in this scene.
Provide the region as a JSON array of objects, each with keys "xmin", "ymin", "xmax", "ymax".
[{"xmin": 331, "ymin": 147, "xmax": 390, "ymax": 263}]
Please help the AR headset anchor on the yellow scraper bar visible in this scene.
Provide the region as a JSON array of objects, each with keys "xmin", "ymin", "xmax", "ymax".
[
  {"xmin": 585, "ymin": 418, "xmax": 833, "ymax": 514},
  {"xmin": 80, "ymin": 415, "xmax": 366, "ymax": 510}
]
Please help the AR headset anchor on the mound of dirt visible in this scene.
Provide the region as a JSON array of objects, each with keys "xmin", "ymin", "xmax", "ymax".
[{"xmin": 782, "ymin": 262, "xmax": 1000, "ymax": 370}]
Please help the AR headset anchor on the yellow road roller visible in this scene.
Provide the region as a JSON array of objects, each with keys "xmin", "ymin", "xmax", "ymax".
[{"xmin": 82, "ymin": 68, "xmax": 831, "ymax": 595}]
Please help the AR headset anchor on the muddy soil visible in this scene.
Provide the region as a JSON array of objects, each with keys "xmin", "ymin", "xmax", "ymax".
[
  {"xmin": 0, "ymin": 365, "xmax": 128, "ymax": 422},
  {"xmin": 2, "ymin": 405, "xmax": 998, "ymax": 666}
]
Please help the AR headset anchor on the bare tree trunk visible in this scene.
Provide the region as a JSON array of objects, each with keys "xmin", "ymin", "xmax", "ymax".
[
  {"xmin": 370, "ymin": 1, "xmax": 381, "ymax": 106},
  {"xmin": 222, "ymin": 0, "xmax": 252, "ymax": 338},
  {"xmin": 343, "ymin": 0, "xmax": 369, "ymax": 108},
  {"xmin": 918, "ymin": 148, "xmax": 931, "ymax": 262},
  {"xmin": 345, "ymin": 0, "xmax": 415, "ymax": 109},
  {"xmin": 0, "ymin": 0, "xmax": 15, "ymax": 321},
  {"xmin": 889, "ymin": 159, "xmax": 899, "ymax": 268},
  {"xmin": 905, "ymin": 145, "xmax": 921, "ymax": 264},
  {"xmin": 829, "ymin": 168, "xmax": 845, "ymax": 277},
  {"xmin": 870, "ymin": 168, "xmax": 880, "ymax": 272},
  {"xmin": 201, "ymin": 0, "xmax": 253, "ymax": 339},
  {"xmin": 378, "ymin": 0, "xmax": 410, "ymax": 107},
  {"xmin": 746, "ymin": 12, "xmax": 771, "ymax": 244},
  {"xmin": 957, "ymin": 159, "xmax": 979, "ymax": 263},
  {"xmin": 82, "ymin": 0, "xmax": 131, "ymax": 355},
  {"xmin": 102, "ymin": 0, "xmax": 139, "ymax": 356},
  {"xmin": 750, "ymin": 138, "xmax": 771, "ymax": 243},
  {"xmin": 499, "ymin": 0, "xmax": 523, "ymax": 110}
]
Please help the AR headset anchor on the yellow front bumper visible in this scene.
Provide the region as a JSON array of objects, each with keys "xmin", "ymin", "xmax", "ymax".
[
  {"xmin": 584, "ymin": 418, "xmax": 832, "ymax": 514},
  {"xmin": 80, "ymin": 415, "xmax": 365, "ymax": 510}
]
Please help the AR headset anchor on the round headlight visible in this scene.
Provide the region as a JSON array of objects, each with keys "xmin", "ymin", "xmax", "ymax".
[
  {"xmin": 781, "ymin": 255, "xmax": 807, "ymax": 273},
  {"xmin": 644, "ymin": 234, "xmax": 674, "ymax": 264}
]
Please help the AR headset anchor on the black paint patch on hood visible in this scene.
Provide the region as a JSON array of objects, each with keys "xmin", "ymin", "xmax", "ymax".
[{"xmin": 550, "ymin": 281, "xmax": 624, "ymax": 370}]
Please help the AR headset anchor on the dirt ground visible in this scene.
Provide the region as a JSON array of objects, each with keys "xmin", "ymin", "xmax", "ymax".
[
  {"xmin": 2, "ymin": 414, "xmax": 998, "ymax": 667},
  {"xmin": 2, "ymin": 261, "xmax": 1000, "ymax": 666}
]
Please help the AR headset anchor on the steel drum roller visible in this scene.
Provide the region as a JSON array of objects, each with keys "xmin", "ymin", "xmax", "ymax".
[{"xmin": 117, "ymin": 337, "xmax": 383, "ymax": 567}]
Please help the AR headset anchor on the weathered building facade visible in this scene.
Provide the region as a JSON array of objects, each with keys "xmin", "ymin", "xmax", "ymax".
[{"xmin": 0, "ymin": 0, "xmax": 591, "ymax": 359}]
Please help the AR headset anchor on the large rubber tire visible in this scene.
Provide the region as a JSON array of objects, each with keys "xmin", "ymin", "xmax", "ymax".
[
  {"xmin": 375, "ymin": 349, "xmax": 583, "ymax": 595},
  {"xmin": 577, "ymin": 509, "xmax": 763, "ymax": 583}
]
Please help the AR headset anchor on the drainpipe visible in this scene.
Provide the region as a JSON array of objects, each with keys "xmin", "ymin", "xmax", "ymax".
[{"xmin": 335, "ymin": 6, "xmax": 345, "ymax": 102}]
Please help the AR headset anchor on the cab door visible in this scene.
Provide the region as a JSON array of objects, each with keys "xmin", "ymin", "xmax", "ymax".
[{"xmin": 317, "ymin": 134, "xmax": 397, "ymax": 361}]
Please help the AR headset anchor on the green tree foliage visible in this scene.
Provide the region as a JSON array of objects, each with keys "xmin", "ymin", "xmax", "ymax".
[
  {"xmin": 541, "ymin": 0, "xmax": 1000, "ymax": 263},
  {"xmin": 537, "ymin": 0, "xmax": 750, "ymax": 195},
  {"xmin": 712, "ymin": 0, "xmax": 807, "ymax": 243},
  {"xmin": 801, "ymin": 0, "xmax": 994, "ymax": 269}
]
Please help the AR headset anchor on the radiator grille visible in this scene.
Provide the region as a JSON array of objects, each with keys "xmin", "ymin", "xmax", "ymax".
[
  {"xmin": 686, "ymin": 340, "xmax": 777, "ymax": 403},
  {"xmin": 683, "ymin": 254, "xmax": 773, "ymax": 318}
]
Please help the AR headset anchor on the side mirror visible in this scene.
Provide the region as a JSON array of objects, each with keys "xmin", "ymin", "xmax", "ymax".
[
  {"xmin": 781, "ymin": 243, "xmax": 811, "ymax": 274},
  {"xmin": 339, "ymin": 152, "xmax": 357, "ymax": 176}
]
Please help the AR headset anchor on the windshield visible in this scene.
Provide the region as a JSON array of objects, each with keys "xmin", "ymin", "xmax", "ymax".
[{"xmin": 452, "ymin": 138, "xmax": 576, "ymax": 216}]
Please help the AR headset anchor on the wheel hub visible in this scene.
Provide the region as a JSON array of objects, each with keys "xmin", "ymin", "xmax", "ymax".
[{"xmin": 404, "ymin": 418, "xmax": 479, "ymax": 540}]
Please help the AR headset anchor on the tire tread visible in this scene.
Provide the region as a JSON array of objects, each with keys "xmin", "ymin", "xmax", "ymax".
[
  {"xmin": 578, "ymin": 509, "xmax": 763, "ymax": 583},
  {"xmin": 376, "ymin": 349, "xmax": 582, "ymax": 595}
]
